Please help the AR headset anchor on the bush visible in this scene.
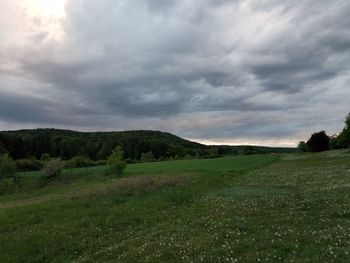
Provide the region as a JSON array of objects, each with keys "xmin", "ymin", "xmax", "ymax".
[
  {"xmin": 41, "ymin": 159, "xmax": 64, "ymax": 180},
  {"xmin": 15, "ymin": 158, "xmax": 43, "ymax": 171},
  {"xmin": 65, "ymin": 156, "xmax": 94, "ymax": 168},
  {"xmin": 141, "ymin": 152, "xmax": 155, "ymax": 162},
  {"xmin": 95, "ymin": 160, "xmax": 107, "ymax": 166},
  {"xmin": 107, "ymin": 146, "xmax": 127, "ymax": 177},
  {"xmin": 184, "ymin": 154, "xmax": 193, "ymax": 160},
  {"xmin": 298, "ymin": 141, "xmax": 308, "ymax": 152},
  {"xmin": 40, "ymin": 153, "xmax": 51, "ymax": 161},
  {"xmin": 0, "ymin": 154, "xmax": 16, "ymax": 179}
]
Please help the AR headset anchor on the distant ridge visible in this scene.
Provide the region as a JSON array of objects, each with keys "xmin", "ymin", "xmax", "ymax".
[{"xmin": 0, "ymin": 128, "xmax": 297, "ymax": 160}]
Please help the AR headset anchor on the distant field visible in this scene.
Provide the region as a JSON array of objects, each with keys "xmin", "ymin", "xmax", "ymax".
[
  {"xmin": 1, "ymin": 152, "xmax": 350, "ymax": 262},
  {"xmin": 127, "ymin": 155, "xmax": 278, "ymax": 174}
]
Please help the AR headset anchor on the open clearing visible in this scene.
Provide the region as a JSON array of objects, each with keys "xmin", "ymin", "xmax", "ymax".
[{"xmin": 1, "ymin": 152, "xmax": 350, "ymax": 262}]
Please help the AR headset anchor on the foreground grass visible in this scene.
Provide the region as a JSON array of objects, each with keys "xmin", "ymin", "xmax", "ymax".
[{"xmin": 1, "ymin": 152, "xmax": 350, "ymax": 262}]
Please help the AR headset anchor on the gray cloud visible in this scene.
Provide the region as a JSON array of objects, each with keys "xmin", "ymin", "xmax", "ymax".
[{"xmin": 0, "ymin": 0, "xmax": 350, "ymax": 146}]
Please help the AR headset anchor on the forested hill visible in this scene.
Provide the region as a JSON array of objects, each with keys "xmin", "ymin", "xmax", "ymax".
[
  {"xmin": 0, "ymin": 129, "xmax": 297, "ymax": 161},
  {"xmin": 0, "ymin": 129, "xmax": 206, "ymax": 160}
]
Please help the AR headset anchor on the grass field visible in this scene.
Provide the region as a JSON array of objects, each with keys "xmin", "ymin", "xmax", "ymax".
[{"xmin": 1, "ymin": 152, "xmax": 350, "ymax": 262}]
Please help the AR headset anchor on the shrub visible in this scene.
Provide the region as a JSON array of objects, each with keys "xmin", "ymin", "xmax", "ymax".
[
  {"xmin": 41, "ymin": 159, "xmax": 64, "ymax": 180},
  {"xmin": 15, "ymin": 158, "xmax": 43, "ymax": 171},
  {"xmin": 40, "ymin": 153, "xmax": 51, "ymax": 161},
  {"xmin": 184, "ymin": 154, "xmax": 193, "ymax": 160},
  {"xmin": 107, "ymin": 146, "xmax": 126, "ymax": 177},
  {"xmin": 298, "ymin": 141, "xmax": 308, "ymax": 152},
  {"xmin": 141, "ymin": 152, "xmax": 155, "ymax": 162},
  {"xmin": 95, "ymin": 160, "xmax": 107, "ymax": 166},
  {"xmin": 65, "ymin": 156, "xmax": 94, "ymax": 168},
  {"xmin": 0, "ymin": 154, "xmax": 16, "ymax": 179}
]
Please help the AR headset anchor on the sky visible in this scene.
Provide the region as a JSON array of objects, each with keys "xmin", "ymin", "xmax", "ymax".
[{"xmin": 0, "ymin": 0, "xmax": 349, "ymax": 147}]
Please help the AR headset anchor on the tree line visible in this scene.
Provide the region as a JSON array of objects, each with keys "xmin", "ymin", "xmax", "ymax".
[
  {"xmin": 0, "ymin": 129, "xmax": 209, "ymax": 162},
  {"xmin": 0, "ymin": 129, "xmax": 297, "ymax": 164}
]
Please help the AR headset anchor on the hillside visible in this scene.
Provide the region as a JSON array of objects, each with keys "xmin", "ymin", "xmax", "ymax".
[{"xmin": 0, "ymin": 129, "xmax": 297, "ymax": 160}]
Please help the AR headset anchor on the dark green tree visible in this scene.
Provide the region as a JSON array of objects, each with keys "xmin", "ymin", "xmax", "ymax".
[
  {"xmin": 306, "ymin": 131, "xmax": 330, "ymax": 152},
  {"xmin": 337, "ymin": 112, "xmax": 350, "ymax": 148}
]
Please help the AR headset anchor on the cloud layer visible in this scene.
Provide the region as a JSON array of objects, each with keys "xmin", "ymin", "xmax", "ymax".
[{"xmin": 1, "ymin": 0, "xmax": 350, "ymax": 146}]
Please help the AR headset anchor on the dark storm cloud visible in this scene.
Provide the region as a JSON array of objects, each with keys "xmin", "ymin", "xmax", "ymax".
[
  {"xmin": 1, "ymin": 0, "xmax": 350, "ymax": 145},
  {"xmin": 0, "ymin": 89, "xmax": 104, "ymax": 127},
  {"xmin": 0, "ymin": 91, "xmax": 54, "ymax": 124}
]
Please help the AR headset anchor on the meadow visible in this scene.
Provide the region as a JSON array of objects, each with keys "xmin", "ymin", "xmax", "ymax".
[{"xmin": 1, "ymin": 151, "xmax": 350, "ymax": 262}]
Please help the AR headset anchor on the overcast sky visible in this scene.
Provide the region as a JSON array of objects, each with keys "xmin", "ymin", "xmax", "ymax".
[{"xmin": 0, "ymin": 0, "xmax": 349, "ymax": 146}]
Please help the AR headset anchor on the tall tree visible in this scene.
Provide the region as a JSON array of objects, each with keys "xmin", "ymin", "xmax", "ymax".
[
  {"xmin": 306, "ymin": 131, "xmax": 330, "ymax": 152},
  {"xmin": 337, "ymin": 112, "xmax": 350, "ymax": 148}
]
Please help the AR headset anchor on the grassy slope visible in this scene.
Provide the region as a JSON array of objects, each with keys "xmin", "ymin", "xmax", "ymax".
[{"xmin": 0, "ymin": 152, "xmax": 350, "ymax": 262}]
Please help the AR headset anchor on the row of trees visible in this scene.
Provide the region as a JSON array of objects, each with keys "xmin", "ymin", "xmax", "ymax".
[
  {"xmin": 0, "ymin": 146, "xmax": 127, "ymax": 182},
  {"xmin": 299, "ymin": 112, "xmax": 350, "ymax": 152}
]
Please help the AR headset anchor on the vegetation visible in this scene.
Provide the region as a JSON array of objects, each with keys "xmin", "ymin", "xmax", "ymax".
[
  {"xmin": 337, "ymin": 112, "xmax": 350, "ymax": 148},
  {"xmin": 0, "ymin": 129, "xmax": 208, "ymax": 161},
  {"xmin": 0, "ymin": 154, "xmax": 15, "ymax": 180},
  {"xmin": 306, "ymin": 130, "xmax": 330, "ymax": 152},
  {"xmin": 140, "ymin": 151, "xmax": 155, "ymax": 162},
  {"xmin": 41, "ymin": 159, "xmax": 64, "ymax": 180},
  {"xmin": 15, "ymin": 158, "xmax": 43, "ymax": 171},
  {"xmin": 297, "ymin": 141, "xmax": 308, "ymax": 152},
  {"xmin": 1, "ymin": 152, "xmax": 350, "ymax": 262},
  {"xmin": 330, "ymin": 135, "xmax": 341, "ymax": 150},
  {"xmin": 107, "ymin": 146, "xmax": 127, "ymax": 177},
  {"xmin": 65, "ymin": 156, "xmax": 95, "ymax": 169},
  {"xmin": 301, "ymin": 112, "xmax": 350, "ymax": 153},
  {"xmin": 40, "ymin": 153, "xmax": 51, "ymax": 161},
  {"xmin": 0, "ymin": 129, "xmax": 297, "ymax": 163}
]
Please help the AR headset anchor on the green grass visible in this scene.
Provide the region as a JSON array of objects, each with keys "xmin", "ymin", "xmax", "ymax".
[
  {"xmin": 1, "ymin": 152, "xmax": 350, "ymax": 262},
  {"xmin": 15, "ymin": 155, "xmax": 277, "ymax": 178},
  {"xmin": 126, "ymin": 155, "xmax": 277, "ymax": 174}
]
